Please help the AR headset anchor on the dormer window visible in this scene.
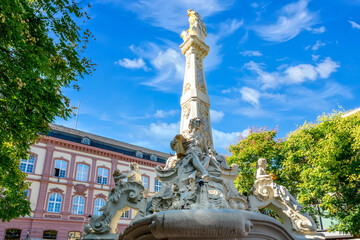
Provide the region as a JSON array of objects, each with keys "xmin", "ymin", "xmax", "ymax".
[
  {"xmin": 136, "ymin": 150, "xmax": 143, "ymax": 158},
  {"xmin": 150, "ymin": 154, "xmax": 157, "ymax": 161},
  {"xmin": 81, "ymin": 137, "xmax": 91, "ymax": 145}
]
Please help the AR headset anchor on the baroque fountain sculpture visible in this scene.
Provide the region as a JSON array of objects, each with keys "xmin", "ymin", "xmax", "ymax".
[{"xmin": 84, "ymin": 10, "xmax": 324, "ymax": 240}]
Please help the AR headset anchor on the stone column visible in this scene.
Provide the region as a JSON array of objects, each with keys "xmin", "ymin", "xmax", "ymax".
[{"xmin": 179, "ymin": 33, "xmax": 213, "ymax": 149}]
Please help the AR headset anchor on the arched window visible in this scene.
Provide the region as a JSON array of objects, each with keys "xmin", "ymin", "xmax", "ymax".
[
  {"xmin": 97, "ymin": 168, "xmax": 108, "ymax": 185},
  {"xmin": 20, "ymin": 155, "xmax": 35, "ymax": 173},
  {"xmin": 94, "ymin": 198, "xmax": 106, "ymax": 216},
  {"xmin": 5, "ymin": 229, "xmax": 21, "ymax": 240},
  {"xmin": 54, "ymin": 160, "xmax": 67, "ymax": 178},
  {"xmin": 136, "ymin": 150, "xmax": 143, "ymax": 158},
  {"xmin": 150, "ymin": 154, "xmax": 157, "ymax": 161},
  {"xmin": 81, "ymin": 137, "xmax": 91, "ymax": 145},
  {"xmin": 76, "ymin": 164, "xmax": 89, "ymax": 182},
  {"xmin": 43, "ymin": 230, "xmax": 57, "ymax": 239},
  {"xmin": 47, "ymin": 193, "xmax": 62, "ymax": 213},
  {"xmin": 155, "ymin": 178, "xmax": 162, "ymax": 192},
  {"xmin": 72, "ymin": 196, "xmax": 85, "ymax": 215}
]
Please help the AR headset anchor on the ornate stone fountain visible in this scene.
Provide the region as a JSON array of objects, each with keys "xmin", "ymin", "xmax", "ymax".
[{"xmin": 84, "ymin": 10, "xmax": 324, "ymax": 240}]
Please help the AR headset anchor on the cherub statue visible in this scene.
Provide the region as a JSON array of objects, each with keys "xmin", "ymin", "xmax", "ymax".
[
  {"xmin": 255, "ymin": 158, "xmax": 271, "ymax": 180},
  {"xmin": 113, "ymin": 162, "xmax": 142, "ymax": 184}
]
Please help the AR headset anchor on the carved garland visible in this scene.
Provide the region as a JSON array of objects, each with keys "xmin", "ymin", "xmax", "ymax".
[
  {"xmin": 182, "ymin": 103, "xmax": 191, "ymax": 119},
  {"xmin": 196, "ymin": 82, "xmax": 207, "ymax": 94},
  {"xmin": 74, "ymin": 184, "xmax": 88, "ymax": 197},
  {"xmin": 95, "ymin": 193, "xmax": 107, "ymax": 200}
]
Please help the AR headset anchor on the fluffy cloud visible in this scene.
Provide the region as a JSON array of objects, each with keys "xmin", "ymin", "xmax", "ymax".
[
  {"xmin": 239, "ymin": 50, "xmax": 263, "ymax": 57},
  {"xmin": 310, "ymin": 40, "xmax": 326, "ymax": 51},
  {"xmin": 349, "ymin": 20, "xmax": 360, "ymax": 29},
  {"xmin": 253, "ymin": 0, "xmax": 317, "ymax": 42},
  {"xmin": 115, "ymin": 58, "xmax": 148, "ymax": 70},
  {"xmin": 306, "ymin": 26, "xmax": 326, "ymax": 34},
  {"xmin": 210, "ymin": 109, "xmax": 225, "ymax": 123},
  {"xmin": 240, "ymin": 87, "xmax": 261, "ymax": 107},
  {"xmin": 212, "ymin": 129, "xmax": 249, "ymax": 152},
  {"xmin": 244, "ymin": 57, "xmax": 339, "ymax": 89}
]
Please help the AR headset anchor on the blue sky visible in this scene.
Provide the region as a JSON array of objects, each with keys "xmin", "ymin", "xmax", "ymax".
[{"xmin": 56, "ymin": 0, "xmax": 360, "ymax": 155}]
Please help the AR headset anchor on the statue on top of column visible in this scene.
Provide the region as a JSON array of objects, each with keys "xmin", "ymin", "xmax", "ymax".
[{"xmin": 181, "ymin": 9, "xmax": 207, "ymax": 42}]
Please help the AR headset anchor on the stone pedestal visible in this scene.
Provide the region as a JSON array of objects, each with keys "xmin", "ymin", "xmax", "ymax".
[{"xmin": 118, "ymin": 209, "xmax": 324, "ymax": 240}]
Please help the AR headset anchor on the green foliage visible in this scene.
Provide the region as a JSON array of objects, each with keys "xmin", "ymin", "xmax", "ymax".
[
  {"xmin": 228, "ymin": 110, "xmax": 360, "ymax": 235},
  {"xmin": 227, "ymin": 127, "xmax": 283, "ymax": 195},
  {"xmin": 0, "ymin": 0, "xmax": 95, "ymax": 221}
]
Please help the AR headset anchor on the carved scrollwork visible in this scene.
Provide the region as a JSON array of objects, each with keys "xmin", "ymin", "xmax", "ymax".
[
  {"xmin": 183, "ymin": 83, "xmax": 191, "ymax": 94},
  {"xmin": 198, "ymin": 101, "xmax": 209, "ymax": 119},
  {"xmin": 182, "ymin": 103, "xmax": 191, "ymax": 119},
  {"xmin": 196, "ymin": 82, "xmax": 207, "ymax": 94}
]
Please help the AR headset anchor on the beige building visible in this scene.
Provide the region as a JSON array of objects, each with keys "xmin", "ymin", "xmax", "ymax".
[{"xmin": 0, "ymin": 124, "xmax": 167, "ymax": 240}]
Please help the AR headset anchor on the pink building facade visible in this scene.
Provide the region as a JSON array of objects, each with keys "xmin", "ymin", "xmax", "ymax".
[{"xmin": 0, "ymin": 124, "xmax": 167, "ymax": 240}]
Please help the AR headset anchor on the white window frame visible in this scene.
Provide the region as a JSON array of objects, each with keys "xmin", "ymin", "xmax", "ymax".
[
  {"xmin": 54, "ymin": 160, "xmax": 67, "ymax": 178},
  {"xmin": 141, "ymin": 176, "xmax": 149, "ymax": 189},
  {"xmin": 155, "ymin": 178, "xmax": 162, "ymax": 192},
  {"xmin": 121, "ymin": 209, "xmax": 130, "ymax": 219},
  {"xmin": 72, "ymin": 196, "xmax": 85, "ymax": 215},
  {"xmin": 94, "ymin": 198, "xmax": 106, "ymax": 216},
  {"xmin": 47, "ymin": 193, "xmax": 62, "ymax": 213},
  {"xmin": 20, "ymin": 155, "xmax": 35, "ymax": 173},
  {"xmin": 97, "ymin": 168, "xmax": 108, "ymax": 185},
  {"xmin": 76, "ymin": 164, "xmax": 89, "ymax": 182}
]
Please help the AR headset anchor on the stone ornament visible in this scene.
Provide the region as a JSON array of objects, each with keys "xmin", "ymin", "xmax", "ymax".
[
  {"xmin": 249, "ymin": 158, "xmax": 317, "ymax": 234},
  {"xmin": 84, "ymin": 163, "xmax": 146, "ymax": 239},
  {"xmin": 181, "ymin": 9, "xmax": 207, "ymax": 42}
]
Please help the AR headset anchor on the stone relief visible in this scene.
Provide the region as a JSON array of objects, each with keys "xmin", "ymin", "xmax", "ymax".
[
  {"xmin": 198, "ymin": 100, "xmax": 209, "ymax": 119},
  {"xmin": 196, "ymin": 82, "xmax": 207, "ymax": 94},
  {"xmin": 182, "ymin": 102, "xmax": 191, "ymax": 119},
  {"xmin": 248, "ymin": 158, "xmax": 317, "ymax": 233},
  {"xmin": 183, "ymin": 83, "xmax": 191, "ymax": 94}
]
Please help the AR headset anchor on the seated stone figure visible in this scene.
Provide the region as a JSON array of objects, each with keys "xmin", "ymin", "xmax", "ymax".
[{"xmin": 249, "ymin": 158, "xmax": 317, "ymax": 234}]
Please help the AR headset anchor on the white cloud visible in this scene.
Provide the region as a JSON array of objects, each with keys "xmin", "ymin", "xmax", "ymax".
[
  {"xmin": 115, "ymin": 58, "xmax": 148, "ymax": 70},
  {"xmin": 285, "ymin": 64, "xmax": 317, "ymax": 83},
  {"xmin": 244, "ymin": 57, "xmax": 339, "ymax": 89},
  {"xmin": 306, "ymin": 26, "xmax": 326, "ymax": 34},
  {"xmin": 118, "ymin": 0, "xmax": 235, "ymax": 33},
  {"xmin": 253, "ymin": 0, "xmax": 317, "ymax": 42},
  {"xmin": 240, "ymin": 50, "xmax": 263, "ymax": 57},
  {"xmin": 311, "ymin": 40, "xmax": 325, "ymax": 51},
  {"xmin": 240, "ymin": 87, "xmax": 261, "ymax": 107},
  {"xmin": 312, "ymin": 54, "xmax": 320, "ymax": 61},
  {"xmin": 153, "ymin": 110, "xmax": 178, "ymax": 118},
  {"xmin": 212, "ymin": 129, "xmax": 248, "ymax": 152},
  {"xmin": 349, "ymin": 20, "xmax": 360, "ymax": 29},
  {"xmin": 210, "ymin": 109, "xmax": 224, "ymax": 123},
  {"xmin": 316, "ymin": 57, "xmax": 340, "ymax": 78}
]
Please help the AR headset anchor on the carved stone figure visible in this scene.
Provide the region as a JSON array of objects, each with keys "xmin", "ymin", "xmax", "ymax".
[
  {"xmin": 249, "ymin": 158, "xmax": 317, "ymax": 234},
  {"xmin": 181, "ymin": 9, "xmax": 207, "ymax": 42},
  {"xmin": 83, "ymin": 163, "xmax": 146, "ymax": 239}
]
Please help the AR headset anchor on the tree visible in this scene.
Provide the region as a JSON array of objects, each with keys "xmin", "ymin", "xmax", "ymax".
[
  {"xmin": 228, "ymin": 110, "xmax": 360, "ymax": 235},
  {"xmin": 0, "ymin": 0, "xmax": 95, "ymax": 221}
]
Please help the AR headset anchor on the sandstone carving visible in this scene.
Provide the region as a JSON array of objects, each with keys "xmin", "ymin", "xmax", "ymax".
[{"xmin": 249, "ymin": 158, "xmax": 317, "ymax": 233}]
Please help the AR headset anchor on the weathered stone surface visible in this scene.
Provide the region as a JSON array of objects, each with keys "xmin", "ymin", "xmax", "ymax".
[{"xmin": 118, "ymin": 209, "xmax": 324, "ymax": 240}]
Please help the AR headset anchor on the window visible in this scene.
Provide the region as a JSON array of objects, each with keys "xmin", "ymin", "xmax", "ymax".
[
  {"xmin": 97, "ymin": 168, "xmax": 108, "ymax": 185},
  {"xmin": 76, "ymin": 164, "xmax": 89, "ymax": 182},
  {"xmin": 47, "ymin": 193, "xmax": 62, "ymax": 213},
  {"xmin": 68, "ymin": 231, "xmax": 81, "ymax": 240},
  {"xmin": 136, "ymin": 150, "xmax": 143, "ymax": 158},
  {"xmin": 24, "ymin": 189, "xmax": 29, "ymax": 199},
  {"xmin": 121, "ymin": 210, "xmax": 130, "ymax": 219},
  {"xmin": 150, "ymin": 154, "xmax": 157, "ymax": 161},
  {"xmin": 20, "ymin": 155, "xmax": 35, "ymax": 173},
  {"xmin": 155, "ymin": 178, "xmax": 162, "ymax": 192},
  {"xmin": 43, "ymin": 230, "xmax": 57, "ymax": 239},
  {"xmin": 141, "ymin": 176, "xmax": 149, "ymax": 189},
  {"xmin": 72, "ymin": 196, "xmax": 85, "ymax": 215},
  {"xmin": 81, "ymin": 137, "xmax": 91, "ymax": 145},
  {"xmin": 5, "ymin": 229, "xmax": 21, "ymax": 240},
  {"xmin": 54, "ymin": 160, "xmax": 67, "ymax": 178},
  {"xmin": 94, "ymin": 198, "xmax": 106, "ymax": 216}
]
